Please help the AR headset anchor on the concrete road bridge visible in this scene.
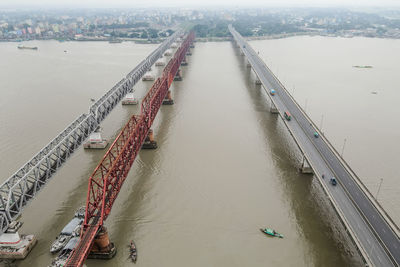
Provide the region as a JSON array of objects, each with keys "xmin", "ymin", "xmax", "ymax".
[{"xmin": 229, "ymin": 25, "xmax": 399, "ymax": 267}]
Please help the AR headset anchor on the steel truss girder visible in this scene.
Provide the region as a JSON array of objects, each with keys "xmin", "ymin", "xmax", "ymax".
[
  {"xmin": 0, "ymin": 31, "xmax": 181, "ymax": 234},
  {"xmin": 65, "ymin": 31, "xmax": 195, "ymax": 267}
]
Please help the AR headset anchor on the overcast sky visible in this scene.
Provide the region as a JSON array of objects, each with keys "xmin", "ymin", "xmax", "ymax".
[{"xmin": 1, "ymin": 0, "xmax": 399, "ymax": 8}]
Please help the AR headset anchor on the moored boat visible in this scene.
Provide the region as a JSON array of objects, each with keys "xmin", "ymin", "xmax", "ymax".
[
  {"xmin": 17, "ymin": 45, "xmax": 38, "ymax": 50},
  {"xmin": 74, "ymin": 206, "xmax": 85, "ymax": 219},
  {"xmin": 50, "ymin": 234, "xmax": 71, "ymax": 253},
  {"xmin": 129, "ymin": 240, "xmax": 137, "ymax": 262},
  {"xmin": 260, "ymin": 228, "xmax": 284, "ymax": 238},
  {"xmin": 50, "ymin": 210, "xmax": 84, "ymax": 253},
  {"xmin": 49, "ymin": 237, "xmax": 80, "ymax": 267},
  {"xmin": 352, "ymin": 65, "xmax": 373, "ymax": 68}
]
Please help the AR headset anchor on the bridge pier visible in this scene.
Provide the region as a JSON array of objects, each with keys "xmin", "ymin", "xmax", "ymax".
[
  {"xmin": 174, "ymin": 69, "xmax": 183, "ymax": 81},
  {"xmin": 83, "ymin": 131, "xmax": 108, "ymax": 149},
  {"xmin": 88, "ymin": 226, "xmax": 116, "ymax": 260},
  {"xmin": 300, "ymin": 157, "xmax": 313, "ymax": 174},
  {"xmin": 270, "ymin": 102, "xmax": 279, "ymax": 114},
  {"xmin": 122, "ymin": 92, "xmax": 138, "ymax": 105},
  {"xmin": 181, "ymin": 56, "xmax": 188, "ymax": 66},
  {"xmin": 142, "ymin": 129, "xmax": 157, "ymax": 149},
  {"xmin": 162, "ymin": 90, "xmax": 174, "ymax": 105},
  {"xmin": 246, "ymin": 60, "xmax": 251, "ymax": 68},
  {"xmin": 0, "ymin": 222, "xmax": 37, "ymax": 260}
]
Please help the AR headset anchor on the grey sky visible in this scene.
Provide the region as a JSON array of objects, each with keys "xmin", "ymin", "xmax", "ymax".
[{"xmin": 1, "ymin": 0, "xmax": 399, "ymax": 8}]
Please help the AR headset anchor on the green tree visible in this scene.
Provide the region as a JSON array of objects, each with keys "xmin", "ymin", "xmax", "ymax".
[{"xmin": 140, "ymin": 31, "xmax": 148, "ymax": 39}]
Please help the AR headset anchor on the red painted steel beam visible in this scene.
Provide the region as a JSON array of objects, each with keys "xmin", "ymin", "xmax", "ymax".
[{"xmin": 65, "ymin": 31, "xmax": 195, "ymax": 267}]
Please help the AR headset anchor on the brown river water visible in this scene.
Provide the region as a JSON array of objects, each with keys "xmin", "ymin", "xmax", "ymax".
[{"xmin": 0, "ymin": 36, "xmax": 398, "ymax": 266}]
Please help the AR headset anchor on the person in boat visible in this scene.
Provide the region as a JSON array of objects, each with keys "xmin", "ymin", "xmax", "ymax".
[{"xmin": 130, "ymin": 241, "xmax": 136, "ymax": 251}]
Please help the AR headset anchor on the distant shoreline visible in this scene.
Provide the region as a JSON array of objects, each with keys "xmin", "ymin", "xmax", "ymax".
[
  {"xmin": 196, "ymin": 31, "xmax": 400, "ymax": 42},
  {"xmin": 0, "ymin": 37, "xmax": 168, "ymax": 44},
  {"xmin": 1, "ymin": 31, "xmax": 399, "ymax": 44}
]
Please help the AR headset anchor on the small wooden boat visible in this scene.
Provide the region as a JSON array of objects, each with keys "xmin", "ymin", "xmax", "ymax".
[
  {"xmin": 260, "ymin": 228, "xmax": 284, "ymax": 238},
  {"xmin": 129, "ymin": 240, "xmax": 137, "ymax": 262}
]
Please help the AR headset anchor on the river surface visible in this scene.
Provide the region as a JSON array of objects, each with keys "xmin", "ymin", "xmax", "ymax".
[{"xmin": 0, "ymin": 37, "xmax": 397, "ymax": 266}]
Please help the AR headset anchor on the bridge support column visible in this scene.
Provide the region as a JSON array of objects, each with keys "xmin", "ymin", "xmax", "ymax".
[
  {"xmin": 174, "ymin": 69, "xmax": 182, "ymax": 81},
  {"xmin": 162, "ymin": 90, "xmax": 174, "ymax": 105},
  {"xmin": 246, "ymin": 60, "xmax": 251, "ymax": 68},
  {"xmin": 142, "ymin": 129, "xmax": 157, "ymax": 149},
  {"xmin": 0, "ymin": 222, "xmax": 37, "ymax": 260},
  {"xmin": 88, "ymin": 226, "xmax": 116, "ymax": 260},
  {"xmin": 300, "ymin": 157, "xmax": 313, "ymax": 174},
  {"xmin": 270, "ymin": 103, "xmax": 279, "ymax": 114},
  {"xmin": 181, "ymin": 56, "xmax": 188, "ymax": 66},
  {"xmin": 122, "ymin": 92, "xmax": 138, "ymax": 105}
]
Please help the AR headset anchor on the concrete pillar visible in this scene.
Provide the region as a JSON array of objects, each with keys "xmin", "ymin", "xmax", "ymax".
[
  {"xmin": 246, "ymin": 60, "xmax": 251, "ymax": 68},
  {"xmin": 142, "ymin": 129, "xmax": 157, "ymax": 149},
  {"xmin": 122, "ymin": 92, "xmax": 138, "ymax": 105},
  {"xmin": 174, "ymin": 69, "xmax": 182, "ymax": 81},
  {"xmin": 88, "ymin": 226, "xmax": 116, "ymax": 259},
  {"xmin": 270, "ymin": 103, "xmax": 279, "ymax": 114},
  {"xmin": 181, "ymin": 56, "xmax": 188, "ymax": 66},
  {"xmin": 0, "ymin": 222, "xmax": 37, "ymax": 260},
  {"xmin": 300, "ymin": 157, "xmax": 313, "ymax": 174},
  {"xmin": 162, "ymin": 90, "xmax": 174, "ymax": 105}
]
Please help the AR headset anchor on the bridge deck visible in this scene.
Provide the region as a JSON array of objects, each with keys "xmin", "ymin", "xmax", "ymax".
[{"xmin": 229, "ymin": 25, "xmax": 399, "ymax": 267}]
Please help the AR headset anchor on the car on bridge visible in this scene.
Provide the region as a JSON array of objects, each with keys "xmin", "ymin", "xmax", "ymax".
[
  {"xmin": 314, "ymin": 132, "xmax": 319, "ymax": 138},
  {"xmin": 284, "ymin": 111, "xmax": 291, "ymax": 121},
  {"xmin": 330, "ymin": 177, "xmax": 337, "ymax": 186},
  {"xmin": 270, "ymin": 89, "xmax": 276, "ymax": 96}
]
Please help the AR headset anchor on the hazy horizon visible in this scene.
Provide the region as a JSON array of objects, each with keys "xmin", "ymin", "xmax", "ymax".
[{"xmin": 1, "ymin": 0, "xmax": 400, "ymax": 9}]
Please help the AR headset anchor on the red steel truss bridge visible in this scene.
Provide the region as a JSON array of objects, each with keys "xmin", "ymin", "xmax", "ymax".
[{"xmin": 65, "ymin": 31, "xmax": 195, "ymax": 267}]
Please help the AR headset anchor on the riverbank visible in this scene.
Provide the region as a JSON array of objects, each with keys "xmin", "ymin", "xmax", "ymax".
[
  {"xmin": 0, "ymin": 37, "xmax": 168, "ymax": 44},
  {"xmin": 2, "ymin": 30, "xmax": 400, "ymax": 44}
]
